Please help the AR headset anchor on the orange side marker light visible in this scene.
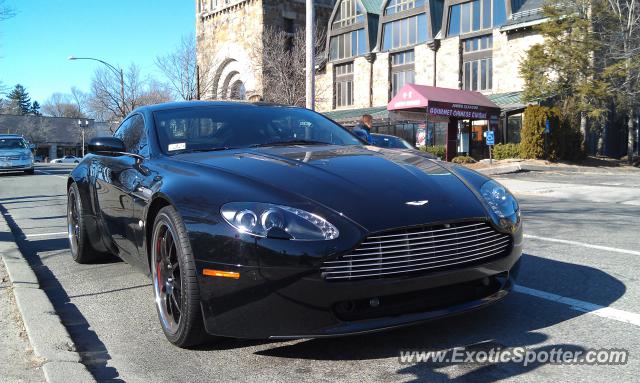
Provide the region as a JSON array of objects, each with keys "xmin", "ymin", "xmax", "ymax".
[{"xmin": 203, "ymin": 269, "xmax": 240, "ymax": 279}]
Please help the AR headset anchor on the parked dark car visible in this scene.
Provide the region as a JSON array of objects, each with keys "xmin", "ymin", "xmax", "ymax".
[
  {"xmin": 66, "ymin": 101, "xmax": 522, "ymax": 347},
  {"xmin": 370, "ymin": 133, "xmax": 415, "ymax": 150}
]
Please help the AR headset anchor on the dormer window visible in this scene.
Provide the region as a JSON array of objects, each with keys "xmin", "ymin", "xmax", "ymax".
[
  {"xmin": 333, "ymin": 0, "xmax": 365, "ymax": 29},
  {"xmin": 447, "ymin": 0, "xmax": 507, "ymax": 36},
  {"xmin": 385, "ymin": 0, "xmax": 426, "ymax": 15}
]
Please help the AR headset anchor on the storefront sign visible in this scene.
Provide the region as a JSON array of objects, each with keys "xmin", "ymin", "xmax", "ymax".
[{"xmin": 427, "ymin": 101, "xmax": 499, "ymax": 120}]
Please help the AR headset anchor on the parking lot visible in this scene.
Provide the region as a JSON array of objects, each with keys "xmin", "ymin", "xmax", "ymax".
[{"xmin": 1, "ymin": 164, "xmax": 639, "ymax": 382}]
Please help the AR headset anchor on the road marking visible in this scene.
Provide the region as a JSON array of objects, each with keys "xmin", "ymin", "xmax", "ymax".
[
  {"xmin": 515, "ymin": 285, "xmax": 640, "ymax": 327},
  {"xmin": 24, "ymin": 232, "xmax": 68, "ymax": 238},
  {"xmin": 524, "ymin": 234, "xmax": 640, "ymax": 256},
  {"xmin": 35, "ymin": 170, "xmax": 68, "ymax": 179}
]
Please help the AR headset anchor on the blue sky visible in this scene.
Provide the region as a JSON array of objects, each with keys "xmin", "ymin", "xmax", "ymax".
[{"xmin": 0, "ymin": 0, "xmax": 195, "ymax": 104}]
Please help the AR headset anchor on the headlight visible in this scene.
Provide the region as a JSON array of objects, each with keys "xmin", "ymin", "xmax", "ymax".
[
  {"xmin": 221, "ymin": 202, "xmax": 339, "ymax": 240},
  {"xmin": 480, "ymin": 180, "xmax": 520, "ymax": 230}
]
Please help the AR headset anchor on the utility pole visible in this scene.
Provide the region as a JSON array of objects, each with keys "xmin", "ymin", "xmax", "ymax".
[
  {"xmin": 305, "ymin": 0, "xmax": 315, "ymax": 110},
  {"xmin": 78, "ymin": 120, "xmax": 89, "ymax": 158}
]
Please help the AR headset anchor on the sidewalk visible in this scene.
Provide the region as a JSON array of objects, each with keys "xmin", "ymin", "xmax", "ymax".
[
  {"xmin": 469, "ymin": 157, "xmax": 640, "ymax": 176},
  {"xmin": 0, "ymin": 260, "xmax": 45, "ymax": 383},
  {"xmin": 0, "ymin": 210, "xmax": 96, "ymax": 383}
]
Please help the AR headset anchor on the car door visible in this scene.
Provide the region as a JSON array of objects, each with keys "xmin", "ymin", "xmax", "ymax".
[{"xmin": 93, "ymin": 114, "xmax": 148, "ymax": 268}]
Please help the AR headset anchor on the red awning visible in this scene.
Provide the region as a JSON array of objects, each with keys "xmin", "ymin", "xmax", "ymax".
[{"xmin": 387, "ymin": 84, "xmax": 501, "ymax": 120}]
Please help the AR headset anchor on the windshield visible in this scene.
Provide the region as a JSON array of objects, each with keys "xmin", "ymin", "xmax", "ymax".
[
  {"xmin": 371, "ymin": 135, "xmax": 414, "ymax": 149},
  {"xmin": 153, "ymin": 106, "xmax": 362, "ymax": 154},
  {"xmin": 0, "ymin": 138, "xmax": 27, "ymax": 150}
]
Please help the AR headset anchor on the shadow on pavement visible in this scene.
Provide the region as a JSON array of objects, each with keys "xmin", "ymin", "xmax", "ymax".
[
  {"xmin": 0, "ymin": 203, "xmax": 124, "ymax": 382},
  {"xmin": 251, "ymin": 253, "xmax": 625, "ymax": 382}
]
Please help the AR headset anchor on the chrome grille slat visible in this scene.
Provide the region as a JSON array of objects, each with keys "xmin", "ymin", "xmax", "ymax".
[
  {"xmin": 322, "ymin": 239, "xmax": 510, "ymax": 266},
  {"xmin": 366, "ymin": 222, "xmax": 484, "ymax": 240},
  {"xmin": 323, "ymin": 244, "xmax": 509, "ymax": 275},
  {"xmin": 354, "ymin": 228, "xmax": 496, "ymax": 251},
  {"xmin": 358, "ymin": 226, "xmax": 495, "ymax": 246},
  {"xmin": 345, "ymin": 233, "xmax": 504, "ymax": 257},
  {"xmin": 321, "ymin": 221, "xmax": 512, "ymax": 281},
  {"xmin": 323, "ymin": 252, "xmax": 502, "ymax": 280}
]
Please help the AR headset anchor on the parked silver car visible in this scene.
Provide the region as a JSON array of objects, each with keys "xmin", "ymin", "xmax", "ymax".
[{"xmin": 0, "ymin": 134, "xmax": 34, "ymax": 175}]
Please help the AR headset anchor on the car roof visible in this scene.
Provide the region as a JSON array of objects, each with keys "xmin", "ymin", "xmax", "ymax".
[
  {"xmin": 133, "ymin": 100, "xmax": 296, "ymax": 114},
  {"xmin": 0, "ymin": 134, "xmax": 24, "ymax": 139}
]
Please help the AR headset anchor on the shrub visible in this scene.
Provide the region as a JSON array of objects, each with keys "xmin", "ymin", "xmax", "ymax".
[
  {"xmin": 420, "ymin": 145, "xmax": 446, "ymax": 158},
  {"xmin": 493, "ymin": 143, "xmax": 520, "ymax": 160},
  {"xmin": 520, "ymin": 105, "xmax": 585, "ymax": 161},
  {"xmin": 452, "ymin": 156, "xmax": 476, "ymax": 164}
]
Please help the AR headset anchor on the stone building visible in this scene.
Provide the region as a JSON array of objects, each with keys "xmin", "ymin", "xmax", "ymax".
[
  {"xmin": 317, "ymin": 0, "xmax": 547, "ymax": 156},
  {"xmin": 196, "ymin": 0, "xmax": 336, "ymax": 101}
]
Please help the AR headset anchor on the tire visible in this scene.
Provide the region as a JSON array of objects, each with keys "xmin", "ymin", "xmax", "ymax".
[
  {"xmin": 24, "ymin": 168, "xmax": 34, "ymax": 175},
  {"xmin": 67, "ymin": 182, "xmax": 105, "ymax": 263},
  {"xmin": 151, "ymin": 206, "xmax": 208, "ymax": 348}
]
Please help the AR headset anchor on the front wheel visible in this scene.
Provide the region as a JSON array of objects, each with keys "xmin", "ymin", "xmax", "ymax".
[
  {"xmin": 151, "ymin": 206, "xmax": 208, "ymax": 348},
  {"xmin": 24, "ymin": 168, "xmax": 34, "ymax": 175}
]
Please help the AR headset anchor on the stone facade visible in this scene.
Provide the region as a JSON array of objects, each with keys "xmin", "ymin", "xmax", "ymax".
[
  {"xmin": 316, "ymin": 0, "xmax": 546, "ymax": 114},
  {"xmin": 196, "ymin": 0, "xmax": 335, "ymax": 101}
]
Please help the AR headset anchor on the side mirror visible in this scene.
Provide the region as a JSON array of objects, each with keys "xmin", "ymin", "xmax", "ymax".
[{"xmin": 88, "ymin": 137, "xmax": 126, "ymax": 155}]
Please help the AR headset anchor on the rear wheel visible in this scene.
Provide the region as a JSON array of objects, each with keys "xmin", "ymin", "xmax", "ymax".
[
  {"xmin": 151, "ymin": 206, "xmax": 208, "ymax": 348},
  {"xmin": 67, "ymin": 183, "xmax": 105, "ymax": 263}
]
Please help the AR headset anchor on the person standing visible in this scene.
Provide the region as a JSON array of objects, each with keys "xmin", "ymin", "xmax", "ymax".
[{"xmin": 353, "ymin": 114, "xmax": 373, "ymax": 144}]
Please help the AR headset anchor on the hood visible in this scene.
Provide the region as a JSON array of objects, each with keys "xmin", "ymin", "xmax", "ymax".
[
  {"xmin": 174, "ymin": 146, "xmax": 488, "ymax": 232},
  {"xmin": 0, "ymin": 149, "xmax": 29, "ymax": 156}
]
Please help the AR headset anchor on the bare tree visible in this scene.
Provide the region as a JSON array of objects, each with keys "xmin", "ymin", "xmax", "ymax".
[
  {"xmin": 155, "ymin": 35, "xmax": 215, "ymax": 101},
  {"xmin": 253, "ymin": 25, "xmax": 328, "ymax": 106},
  {"xmin": 0, "ymin": 0, "xmax": 15, "ymax": 21},
  {"xmin": 88, "ymin": 64, "xmax": 174, "ymax": 124},
  {"xmin": 42, "ymin": 92, "xmax": 86, "ymax": 118},
  {"xmin": 598, "ymin": 0, "xmax": 640, "ymax": 161}
]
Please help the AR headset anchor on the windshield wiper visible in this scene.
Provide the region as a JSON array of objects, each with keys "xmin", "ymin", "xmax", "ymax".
[{"xmin": 249, "ymin": 140, "xmax": 330, "ymax": 148}]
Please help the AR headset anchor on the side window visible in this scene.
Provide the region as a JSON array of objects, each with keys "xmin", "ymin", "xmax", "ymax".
[{"xmin": 114, "ymin": 115, "xmax": 147, "ymax": 155}]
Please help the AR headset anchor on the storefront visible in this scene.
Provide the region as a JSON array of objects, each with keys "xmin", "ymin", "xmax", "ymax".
[{"xmin": 388, "ymin": 84, "xmax": 501, "ymax": 161}]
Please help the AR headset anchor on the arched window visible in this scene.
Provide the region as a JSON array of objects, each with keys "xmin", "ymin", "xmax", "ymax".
[
  {"xmin": 385, "ymin": 0, "xmax": 426, "ymax": 15},
  {"xmin": 333, "ymin": 0, "xmax": 365, "ymax": 29}
]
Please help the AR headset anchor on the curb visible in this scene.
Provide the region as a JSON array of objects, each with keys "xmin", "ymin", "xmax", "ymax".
[
  {"xmin": 0, "ymin": 213, "xmax": 96, "ymax": 383},
  {"xmin": 476, "ymin": 163, "xmax": 639, "ymax": 176}
]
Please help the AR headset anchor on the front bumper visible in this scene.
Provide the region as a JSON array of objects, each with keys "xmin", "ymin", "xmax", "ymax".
[
  {"xmin": 0, "ymin": 159, "xmax": 33, "ymax": 171},
  {"xmin": 195, "ymin": 231, "xmax": 523, "ymax": 339}
]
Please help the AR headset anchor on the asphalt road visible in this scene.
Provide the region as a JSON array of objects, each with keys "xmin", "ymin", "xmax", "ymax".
[{"xmin": 0, "ymin": 164, "xmax": 639, "ymax": 382}]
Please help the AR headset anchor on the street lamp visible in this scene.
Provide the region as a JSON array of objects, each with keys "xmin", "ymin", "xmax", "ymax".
[
  {"xmin": 68, "ymin": 55, "xmax": 126, "ymax": 118},
  {"xmin": 78, "ymin": 119, "xmax": 89, "ymax": 158}
]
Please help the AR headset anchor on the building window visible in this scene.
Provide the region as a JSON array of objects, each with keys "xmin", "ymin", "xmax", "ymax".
[
  {"xmin": 334, "ymin": 62, "xmax": 354, "ymax": 108},
  {"xmin": 463, "ymin": 35, "xmax": 493, "ymax": 52},
  {"xmin": 333, "ymin": 0, "xmax": 365, "ymax": 28},
  {"xmin": 391, "ymin": 50, "xmax": 415, "ymax": 96},
  {"xmin": 462, "ymin": 34, "xmax": 493, "ymax": 91},
  {"xmin": 447, "ymin": 0, "xmax": 507, "ymax": 36},
  {"xmin": 385, "ymin": 0, "xmax": 426, "ymax": 15},
  {"xmin": 463, "ymin": 58, "xmax": 492, "ymax": 91},
  {"xmin": 329, "ymin": 29, "xmax": 367, "ymax": 61},
  {"xmin": 382, "ymin": 13, "xmax": 428, "ymax": 51},
  {"xmin": 507, "ymin": 114, "xmax": 522, "ymax": 143}
]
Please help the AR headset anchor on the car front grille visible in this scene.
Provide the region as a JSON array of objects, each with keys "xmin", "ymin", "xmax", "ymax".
[
  {"xmin": 321, "ymin": 221, "xmax": 512, "ymax": 281},
  {"xmin": 0, "ymin": 155, "xmax": 21, "ymax": 161}
]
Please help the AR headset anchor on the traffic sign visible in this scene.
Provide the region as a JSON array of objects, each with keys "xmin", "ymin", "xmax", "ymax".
[{"xmin": 486, "ymin": 131, "xmax": 495, "ymax": 146}]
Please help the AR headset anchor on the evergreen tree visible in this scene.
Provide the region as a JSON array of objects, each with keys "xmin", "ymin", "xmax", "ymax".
[
  {"xmin": 30, "ymin": 101, "xmax": 41, "ymax": 116},
  {"xmin": 7, "ymin": 84, "xmax": 32, "ymax": 115}
]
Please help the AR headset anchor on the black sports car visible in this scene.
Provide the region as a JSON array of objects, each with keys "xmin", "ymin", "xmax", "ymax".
[{"xmin": 67, "ymin": 101, "xmax": 522, "ymax": 348}]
